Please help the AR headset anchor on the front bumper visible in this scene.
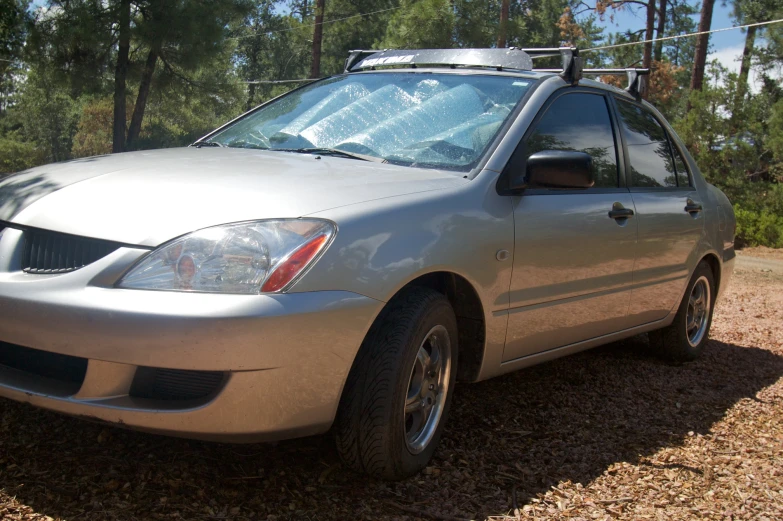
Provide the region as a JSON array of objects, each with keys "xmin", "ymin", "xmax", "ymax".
[{"xmin": 0, "ymin": 228, "xmax": 383, "ymax": 441}]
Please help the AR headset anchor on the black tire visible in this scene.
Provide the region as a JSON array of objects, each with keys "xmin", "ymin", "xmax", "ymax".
[
  {"xmin": 334, "ymin": 287, "xmax": 458, "ymax": 480},
  {"xmin": 649, "ymin": 261, "xmax": 716, "ymax": 363}
]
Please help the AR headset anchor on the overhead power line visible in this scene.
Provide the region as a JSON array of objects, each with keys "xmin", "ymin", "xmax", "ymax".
[
  {"xmin": 229, "ymin": 5, "xmax": 402, "ymax": 41},
  {"xmin": 242, "ymin": 18, "xmax": 783, "ymax": 85},
  {"xmin": 584, "ymin": 18, "xmax": 783, "ymax": 53}
]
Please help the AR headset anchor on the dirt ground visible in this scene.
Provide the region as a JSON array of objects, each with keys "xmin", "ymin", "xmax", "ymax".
[{"xmin": 1, "ymin": 252, "xmax": 782, "ymax": 521}]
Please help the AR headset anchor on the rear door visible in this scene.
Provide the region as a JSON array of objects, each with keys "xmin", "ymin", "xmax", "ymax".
[
  {"xmin": 502, "ymin": 90, "xmax": 638, "ymax": 362},
  {"xmin": 612, "ymin": 98, "xmax": 704, "ymax": 325}
]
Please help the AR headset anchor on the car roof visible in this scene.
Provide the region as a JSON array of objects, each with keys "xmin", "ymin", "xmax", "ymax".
[{"xmin": 344, "ymin": 48, "xmax": 646, "ymax": 101}]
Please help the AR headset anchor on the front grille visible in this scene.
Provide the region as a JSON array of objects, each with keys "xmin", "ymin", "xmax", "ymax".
[
  {"xmin": 130, "ymin": 367, "xmax": 225, "ymax": 401},
  {"xmin": 22, "ymin": 229, "xmax": 121, "ymax": 274},
  {"xmin": 0, "ymin": 341, "xmax": 88, "ymax": 384}
]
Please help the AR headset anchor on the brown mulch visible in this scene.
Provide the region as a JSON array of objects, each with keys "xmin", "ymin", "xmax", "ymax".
[{"xmin": 2, "ymin": 259, "xmax": 782, "ymax": 521}]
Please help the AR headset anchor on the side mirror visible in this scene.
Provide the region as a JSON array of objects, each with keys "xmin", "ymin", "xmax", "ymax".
[{"xmin": 509, "ymin": 150, "xmax": 594, "ymax": 190}]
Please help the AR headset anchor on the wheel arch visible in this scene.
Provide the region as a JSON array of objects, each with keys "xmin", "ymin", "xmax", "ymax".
[
  {"xmin": 353, "ymin": 270, "xmax": 487, "ymax": 384},
  {"xmin": 403, "ymin": 271, "xmax": 486, "ymax": 383},
  {"xmin": 700, "ymin": 252, "xmax": 722, "ymax": 295}
]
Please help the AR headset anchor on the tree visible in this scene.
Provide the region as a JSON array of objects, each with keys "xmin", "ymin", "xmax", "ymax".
[
  {"xmin": 497, "ymin": 0, "xmax": 510, "ymax": 47},
  {"xmin": 310, "ymin": 0, "xmax": 325, "ymax": 78},
  {"xmin": 234, "ymin": 1, "xmax": 310, "ymax": 110},
  {"xmin": 689, "ymin": 0, "xmax": 715, "ymax": 93},
  {"xmin": 113, "ymin": 0, "xmax": 131, "ymax": 153},
  {"xmin": 642, "ymin": 0, "xmax": 655, "ymax": 72},
  {"xmin": 0, "ymin": 0, "xmax": 30, "ymax": 115},
  {"xmin": 654, "ymin": 0, "xmax": 666, "ymax": 62},
  {"xmin": 378, "ymin": 0, "xmax": 455, "ymax": 49},
  {"xmin": 730, "ymin": 0, "xmax": 780, "ymax": 123}
]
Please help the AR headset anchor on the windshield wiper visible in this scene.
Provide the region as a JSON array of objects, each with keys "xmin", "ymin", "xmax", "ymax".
[
  {"xmin": 192, "ymin": 141, "xmax": 222, "ymax": 148},
  {"xmin": 278, "ymin": 147, "xmax": 386, "ymax": 163}
]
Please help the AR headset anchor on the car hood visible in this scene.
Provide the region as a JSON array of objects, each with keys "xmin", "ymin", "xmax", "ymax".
[{"xmin": 0, "ymin": 147, "xmax": 467, "ymax": 246}]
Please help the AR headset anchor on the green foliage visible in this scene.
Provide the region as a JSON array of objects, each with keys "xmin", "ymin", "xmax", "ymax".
[
  {"xmin": 734, "ymin": 204, "xmax": 783, "ymax": 248},
  {"xmin": 0, "ymin": 131, "xmax": 46, "ymax": 173},
  {"xmin": 14, "ymin": 69, "xmax": 81, "ymax": 163},
  {"xmin": 378, "ymin": 0, "xmax": 455, "ymax": 49},
  {"xmin": 675, "ymin": 58, "xmax": 783, "ymax": 247}
]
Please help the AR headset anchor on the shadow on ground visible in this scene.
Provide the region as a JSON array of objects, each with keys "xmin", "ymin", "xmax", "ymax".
[{"xmin": 2, "ymin": 336, "xmax": 782, "ymax": 520}]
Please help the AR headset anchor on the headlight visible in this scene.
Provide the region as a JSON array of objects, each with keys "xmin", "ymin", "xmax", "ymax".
[{"xmin": 118, "ymin": 219, "xmax": 335, "ymax": 294}]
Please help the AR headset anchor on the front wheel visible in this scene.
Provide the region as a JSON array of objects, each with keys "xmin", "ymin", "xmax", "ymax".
[
  {"xmin": 334, "ymin": 287, "xmax": 458, "ymax": 479},
  {"xmin": 649, "ymin": 261, "xmax": 716, "ymax": 362}
]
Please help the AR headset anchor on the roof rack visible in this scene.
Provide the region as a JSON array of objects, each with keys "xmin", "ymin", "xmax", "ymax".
[
  {"xmin": 346, "ymin": 48, "xmax": 535, "ymax": 72},
  {"xmin": 533, "ymin": 66, "xmax": 651, "ymax": 98},
  {"xmin": 344, "ymin": 49, "xmax": 387, "ymax": 73},
  {"xmin": 344, "ymin": 47, "xmax": 650, "ymax": 97}
]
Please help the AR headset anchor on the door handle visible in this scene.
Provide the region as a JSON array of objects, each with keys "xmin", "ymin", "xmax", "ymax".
[
  {"xmin": 685, "ymin": 201, "xmax": 703, "ymax": 214},
  {"xmin": 608, "ymin": 208, "xmax": 635, "ymax": 219}
]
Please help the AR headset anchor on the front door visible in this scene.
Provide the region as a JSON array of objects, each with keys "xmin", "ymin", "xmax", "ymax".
[
  {"xmin": 503, "ymin": 90, "xmax": 638, "ymax": 362},
  {"xmin": 612, "ymin": 99, "xmax": 705, "ymax": 325}
]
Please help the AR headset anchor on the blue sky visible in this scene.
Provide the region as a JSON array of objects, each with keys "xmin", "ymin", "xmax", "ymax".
[{"xmin": 593, "ymin": 2, "xmax": 743, "ymax": 51}]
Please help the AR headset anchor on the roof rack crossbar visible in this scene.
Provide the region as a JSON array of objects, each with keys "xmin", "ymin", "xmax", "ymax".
[{"xmin": 342, "ymin": 48, "xmax": 649, "ymax": 96}]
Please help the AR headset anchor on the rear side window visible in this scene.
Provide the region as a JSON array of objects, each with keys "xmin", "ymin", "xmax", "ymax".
[
  {"xmin": 616, "ymin": 100, "xmax": 676, "ymax": 188},
  {"xmin": 526, "ymin": 92, "xmax": 619, "ymax": 188},
  {"xmin": 671, "ymin": 143, "xmax": 691, "ymax": 187}
]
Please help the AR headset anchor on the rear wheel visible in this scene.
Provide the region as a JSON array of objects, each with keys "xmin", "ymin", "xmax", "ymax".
[
  {"xmin": 334, "ymin": 287, "xmax": 458, "ymax": 480},
  {"xmin": 649, "ymin": 261, "xmax": 715, "ymax": 362}
]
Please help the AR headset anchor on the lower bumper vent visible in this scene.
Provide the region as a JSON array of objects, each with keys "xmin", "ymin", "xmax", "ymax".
[
  {"xmin": 130, "ymin": 367, "xmax": 224, "ymax": 401},
  {"xmin": 0, "ymin": 341, "xmax": 88, "ymax": 386}
]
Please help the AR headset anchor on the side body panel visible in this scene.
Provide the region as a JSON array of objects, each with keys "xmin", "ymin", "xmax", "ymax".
[
  {"xmin": 503, "ymin": 192, "xmax": 638, "ymax": 361},
  {"xmin": 626, "ymin": 190, "xmax": 704, "ymax": 324},
  {"xmin": 295, "ymin": 176, "xmax": 515, "ymax": 378}
]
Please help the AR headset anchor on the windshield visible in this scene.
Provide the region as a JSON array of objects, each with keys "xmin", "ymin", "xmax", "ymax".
[{"xmin": 205, "ymin": 73, "xmax": 536, "ymax": 171}]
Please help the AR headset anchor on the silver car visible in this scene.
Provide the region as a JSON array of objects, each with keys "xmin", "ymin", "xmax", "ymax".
[{"xmin": 0, "ymin": 48, "xmax": 735, "ymax": 479}]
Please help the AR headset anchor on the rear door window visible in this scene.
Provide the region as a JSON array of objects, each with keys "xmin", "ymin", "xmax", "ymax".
[
  {"xmin": 615, "ymin": 100, "xmax": 677, "ymax": 188},
  {"xmin": 671, "ymin": 143, "xmax": 691, "ymax": 187}
]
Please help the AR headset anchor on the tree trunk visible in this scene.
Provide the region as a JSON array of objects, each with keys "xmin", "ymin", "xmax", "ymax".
[
  {"xmin": 730, "ymin": 25, "xmax": 756, "ymax": 132},
  {"xmin": 689, "ymin": 0, "xmax": 715, "ymax": 93},
  {"xmin": 126, "ymin": 48, "xmax": 159, "ymax": 149},
  {"xmin": 112, "ymin": 0, "xmax": 131, "ymax": 153},
  {"xmin": 497, "ymin": 0, "xmax": 510, "ymax": 48},
  {"xmin": 247, "ymin": 83, "xmax": 256, "ymax": 112},
  {"xmin": 641, "ymin": 0, "xmax": 655, "ymax": 99},
  {"xmin": 654, "ymin": 0, "xmax": 666, "ymax": 62},
  {"xmin": 310, "ymin": 0, "xmax": 325, "ymax": 79},
  {"xmin": 643, "ymin": 0, "xmax": 655, "ymax": 69},
  {"xmin": 738, "ymin": 25, "xmax": 756, "ymax": 92}
]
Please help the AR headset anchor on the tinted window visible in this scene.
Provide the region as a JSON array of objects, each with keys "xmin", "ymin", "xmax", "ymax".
[
  {"xmin": 616, "ymin": 100, "xmax": 676, "ymax": 187},
  {"xmin": 671, "ymin": 142, "xmax": 691, "ymax": 187},
  {"xmin": 526, "ymin": 93, "xmax": 619, "ymax": 187}
]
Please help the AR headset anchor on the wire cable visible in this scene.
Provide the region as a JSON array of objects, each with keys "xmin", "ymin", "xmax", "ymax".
[
  {"xmin": 245, "ymin": 78, "xmax": 317, "ymax": 84},
  {"xmin": 583, "ymin": 18, "xmax": 783, "ymax": 53},
  {"xmin": 240, "ymin": 18, "xmax": 783, "ymax": 84}
]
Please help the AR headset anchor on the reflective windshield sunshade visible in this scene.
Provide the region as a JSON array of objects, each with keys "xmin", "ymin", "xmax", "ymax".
[{"xmin": 206, "ymin": 73, "xmax": 535, "ymax": 171}]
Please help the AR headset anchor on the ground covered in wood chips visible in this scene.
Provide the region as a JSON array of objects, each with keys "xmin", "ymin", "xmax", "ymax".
[{"xmin": 2, "ymin": 252, "xmax": 782, "ymax": 521}]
